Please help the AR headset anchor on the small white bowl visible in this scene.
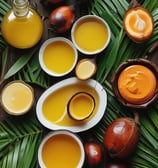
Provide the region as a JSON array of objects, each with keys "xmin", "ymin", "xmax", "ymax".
[
  {"xmin": 71, "ymin": 15, "xmax": 111, "ymax": 55},
  {"xmin": 39, "ymin": 37, "xmax": 78, "ymax": 77},
  {"xmin": 38, "ymin": 130, "xmax": 85, "ymax": 168}
]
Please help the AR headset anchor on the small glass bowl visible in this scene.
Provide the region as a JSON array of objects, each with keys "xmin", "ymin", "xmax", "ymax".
[{"xmin": 111, "ymin": 58, "xmax": 158, "ymax": 109}]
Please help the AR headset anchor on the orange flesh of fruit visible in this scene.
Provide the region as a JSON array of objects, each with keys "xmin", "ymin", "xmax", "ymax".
[
  {"xmin": 118, "ymin": 65, "xmax": 156, "ymax": 104},
  {"xmin": 124, "ymin": 7, "xmax": 153, "ymax": 41}
]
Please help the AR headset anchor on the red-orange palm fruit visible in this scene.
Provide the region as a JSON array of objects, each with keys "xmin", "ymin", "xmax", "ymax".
[
  {"xmin": 49, "ymin": 6, "xmax": 75, "ymax": 33},
  {"xmin": 103, "ymin": 113, "xmax": 140, "ymax": 158},
  {"xmin": 123, "ymin": 0, "xmax": 154, "ymax": 42}
]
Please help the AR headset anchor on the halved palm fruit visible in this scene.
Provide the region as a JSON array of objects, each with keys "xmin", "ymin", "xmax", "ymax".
[
  {"xmin": 123, "ymin": 6, "xmax": 154, "ymax": 43},
  {"xmin": 1, "ymin": 81, "xmax": 34, "ymax": 115},
  {"xmin": 75, "ymin": 58, "xmax": 97, "ymax": 80}
]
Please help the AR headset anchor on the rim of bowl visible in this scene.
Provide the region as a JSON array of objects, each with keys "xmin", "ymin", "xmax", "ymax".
[
  {"xmin": 38, "ymin": 130, "xmax": 85, "ymax": 168},
  {"xmin": 0, "ymin": 80, "xmax": 34, "ymax": 115},
  {"xmin": 39, "ymin": 37, "xmax": 78, "ymax": 77},
  {"xmin": 71, "ymin": 15, "xmax": 111, "ymax": 55}
]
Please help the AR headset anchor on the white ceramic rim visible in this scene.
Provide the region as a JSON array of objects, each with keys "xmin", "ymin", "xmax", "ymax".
[
  {"xmin": 36, "ymin": 77, "xmax": 107, "ymax": 132},
  {"xmin": 38, "ymin": 130, "xmax": 85, "ymax": 168},
  {"xmin": 39, "ymin": 37, "xmax": 78, "ymax": 77},
  {"xmin": 71, "ymin": 15, "xmax": 111, "ymax": 55}
]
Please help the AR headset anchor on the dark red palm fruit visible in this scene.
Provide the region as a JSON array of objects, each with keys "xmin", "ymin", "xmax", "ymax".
[
  {"xmin": 84, "ymin": 140, "xmax": 104, "ymax": 167},
  {"xmin": 49, "ymin": 6, "xmax": 75, "ymax": 33},
  {"xmin": 103, "ymin": 113, "xmax": 140, "ymax": 159}
]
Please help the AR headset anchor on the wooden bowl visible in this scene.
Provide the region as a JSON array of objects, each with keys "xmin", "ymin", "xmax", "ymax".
[{"xmin": 111, "ymin": 58, "xmax": 158, "ymax": 109}]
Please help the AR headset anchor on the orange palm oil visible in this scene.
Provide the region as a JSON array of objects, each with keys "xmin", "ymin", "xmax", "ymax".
[
  {"xmin": 43, "ymin": 41, "xmax": 76, "ymax": 74},
  {"xmin": 73, "ymin": 17, "xmax": 109, "ymax": 52},
  {"xmin": 42, "ymin": 84, "xmax": 99, "ymax": 126},
  {"xmin": 1, "ymin": 0, "xmax": 43, "ymax": 49},
  {"xmin": 42, "ymin": 134, "xmax": 81, "ymax": 168},
  {"xmin": 118, "ymin": 65, "xmax": 156, "ymax": 104}
]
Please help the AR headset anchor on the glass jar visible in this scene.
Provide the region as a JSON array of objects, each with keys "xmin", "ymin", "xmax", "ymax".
[{"xmin": 1, "ymin": 0, "xmax": 43, "ymax": 49}]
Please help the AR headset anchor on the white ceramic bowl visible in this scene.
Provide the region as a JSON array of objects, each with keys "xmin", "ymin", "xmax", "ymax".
[
  {"xmin": 38, "ymin": 130, "xmax": 85, "ymax": 168},
  {"xmin": 71, "ymin": 15, "xmax": 111, "ymax": 55},
  {"xmin": 39, "ymin": 37, "xmax": 78, "ymax": 77},
  {"xmin": 36, "ymin": 77, "xmax": 107, "ymax": 132}
]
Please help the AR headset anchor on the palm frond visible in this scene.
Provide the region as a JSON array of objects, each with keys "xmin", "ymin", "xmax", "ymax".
[
  {"xmin": 92, "ymin": 0, "xmax": 158, "ymax": 83},
  {"xmin": 0, "ymin": 0, "xmax": 50, "ymax": 88},
  {"xmin": 15, "ymin": 52, "xmax": 51, "ymax": 89},
  {"xmin": 0, "ymin": 0, "xmax": 10, "ymax": 50},
  {"xmin": 0, "ymin": 116, "xmax": 43, "ymax": 168},
  {"xmin": 90, "ymin": 0, "xmax": 158, "ymax": 167}
]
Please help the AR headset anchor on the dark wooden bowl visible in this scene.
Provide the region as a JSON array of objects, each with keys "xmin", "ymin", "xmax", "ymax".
[{"xmin": 111, "ymin": 58, "xmax": 158, "ymax": 109}]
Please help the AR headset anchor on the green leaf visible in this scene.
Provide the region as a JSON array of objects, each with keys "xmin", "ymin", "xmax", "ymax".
[
  {"xmin": 91, "ymin": 0, "xmax": 158, "ymax": 167},
  {"xmin": 16, "ymin": 54, "xmax": 51, "ymax": 88},
  {"xmin": 3, "ymin": 47, "xmax": 38, "ymax": 80},
  {"xmin": 96, "ymin": 28, "xmax": 124, "ymax": 83},
  {"xmin": 1, "ymin": 47, "xmax": 9, "ymax": 80},
  {"xmin": 0, "ymin": 0, "xmax": 11, "ymax": 12},
  {"xmin": 0, "ymin": 116, "xmax": 43, "ymax": 168}
]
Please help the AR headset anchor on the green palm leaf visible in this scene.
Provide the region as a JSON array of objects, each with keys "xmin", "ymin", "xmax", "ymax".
[
  {"xmin": 0, "ymin": 0, "xmax": 50, "ymax": 88},
  {"xmin": 90, "ymin": 0, "xmax": 158, "ymax": 167},
  {"xmin": 0, "ymin": 116, "xmax": 43, "ymax": 168},
  {"xmin": 16, "ymin": 52, "xmax": 51, "ymax": 89}
]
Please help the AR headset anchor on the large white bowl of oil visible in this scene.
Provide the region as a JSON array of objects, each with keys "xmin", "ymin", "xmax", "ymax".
[{"xmin": 36, "ymin": 77, "xmax": 107, "ymax": 132}]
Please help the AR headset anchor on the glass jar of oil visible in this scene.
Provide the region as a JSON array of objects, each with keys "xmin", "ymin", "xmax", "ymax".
[{"xmin": 1, "ymin": 0, "xmax": 43, "ymax": 49}]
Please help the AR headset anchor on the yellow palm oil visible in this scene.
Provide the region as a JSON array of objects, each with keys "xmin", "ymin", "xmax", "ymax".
[
  {"xmin": 43, "ymin": 41, "xmax": 76, "ymax": 74},
  {"xmin": 73, "ymin": 17, "xmax": 109, "ymax": 52},
  {"xmin": 42, "ymin": 134, "xmax": 81, "ymax": 168},
  {"xmin": 1, "ymin": 0, "xmax": 43, "ymax": 49},
  {"xmin": 42, "ymin": 84, "xmax": 99, "ymax": 126},
  {"xmin": 1, "ymin": 81, "xmax": 34, "ymax": 115}
]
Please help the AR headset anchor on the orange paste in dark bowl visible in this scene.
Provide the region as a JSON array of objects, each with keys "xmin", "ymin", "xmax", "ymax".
[{"xmin": 111, "ymin": 59, "xmax": 158, "ymax": 109}]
